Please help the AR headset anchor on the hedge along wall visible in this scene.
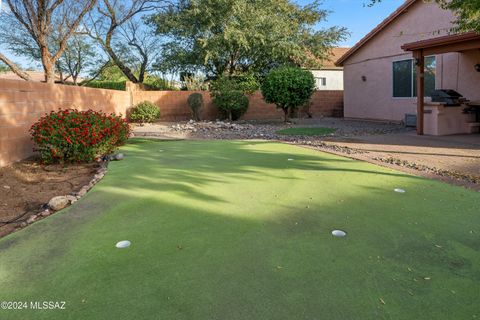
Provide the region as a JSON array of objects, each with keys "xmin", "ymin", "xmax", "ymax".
[
  {"xmin": 0, "ymin": 78, "xmax": 343, "ymax": 166},
  {"xmin": 0, "ymin": 79, "xmax": 130, "ymax": 166}
]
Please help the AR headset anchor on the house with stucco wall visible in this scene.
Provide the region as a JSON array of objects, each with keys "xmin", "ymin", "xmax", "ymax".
[
  {"xmin": 310, "ymin": 47, "xmax": 349, "ymax": 90},
  {"xmin": 336, "ymin": 0, "xmax": 480, "ymax": 135}
]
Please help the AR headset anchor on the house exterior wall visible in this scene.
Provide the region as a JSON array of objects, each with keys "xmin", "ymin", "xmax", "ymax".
[
  {"xmin": 445, "ymin": 51, "xmax": 480, "ymax": 101},
  {"xmin": 342, "ymin": 1, "xmax": 480, "ymax": 121},
  {"xmin": 310, "ymin": 70, "xmax": 344, "ymax": 90}
]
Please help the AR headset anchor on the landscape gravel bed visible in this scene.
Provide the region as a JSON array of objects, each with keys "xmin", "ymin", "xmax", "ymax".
[{"xmin": 133, "ymin": 117, "xmax": 407, "ymax": 140}]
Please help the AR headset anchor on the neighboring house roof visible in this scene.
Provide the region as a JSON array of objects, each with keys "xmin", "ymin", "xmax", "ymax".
[
  {"xmin": 310, "ymin": 47, "xmax": 350, "ymax": 70},
  {"xmin": 0, "ymin": 70, "xmax": 82, "ymax": 83},
  {"xmin": 336, "ymin": 0, "xmax": 417, "ymax": 66},
  {"xmin": 0, "ymin": 71, "xmax": 49, "ymax": 82}
]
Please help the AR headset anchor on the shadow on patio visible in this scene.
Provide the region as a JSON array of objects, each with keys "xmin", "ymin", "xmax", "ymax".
[{"xmin": 322, "ymin": 131, "xmax": 480, "ymax": 180}]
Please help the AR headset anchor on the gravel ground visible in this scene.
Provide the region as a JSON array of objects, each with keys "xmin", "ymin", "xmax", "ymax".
[
  {"xmin": 132, "ymin": 117, "xmax": 407, "ymax": 140},
  {"xmin": 132, "ymin": 118, "xmax": 480, "ymax": 190}
]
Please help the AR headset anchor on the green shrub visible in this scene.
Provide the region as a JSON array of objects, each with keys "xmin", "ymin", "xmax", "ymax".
[
  {"xmin": 30, "ymin": 109, "xmax": 130, "ymax": 164},
  {"xmin": 129, "ymin": 101, "xmax": 161, "ymax": 123},
  {"xmin": 231, "ymin": 73, "xmax": 260, "ymax": 94},
  {"xmin": 210, "ymin": 74, "xmax": 259, "ymax": 94},
  {"xmin": 143, "ymin": 76, "xmax": 173, "ymax": 90},
  {"xmin": 212, "ymin": 90, "xmax": 249, "ymax": 121},
  {"xmin": 187, "ymin": 93, "xmax": 203, "ymax": 121},
  {"xmin": 261, "ymin": 66, "xmax": 315, "ymax": 122},
  {"xmin": 82, "ymin": 80, "xmax": 126, "ymax": 91},
  {"xmin": 210, "ymin": 77, "xmax": 251, "ymax": 121}
]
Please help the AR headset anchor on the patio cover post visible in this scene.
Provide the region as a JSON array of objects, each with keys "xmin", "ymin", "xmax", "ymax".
[
  {"xmin": 413, "ymin": 49, "xmax": 425, "ymax": 135},
  {"xmin": 402, "ymin": 32, "xmax": 480, "ymax": 135}
]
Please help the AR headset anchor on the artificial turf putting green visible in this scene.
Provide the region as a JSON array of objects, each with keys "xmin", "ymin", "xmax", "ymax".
[
  {"xmin": 0, "ymin": 139, "xmax": 479, "ymax": 319},
  {"xmin": 275, "ymin": 127, "xmax": 336, "ymax": 136}
]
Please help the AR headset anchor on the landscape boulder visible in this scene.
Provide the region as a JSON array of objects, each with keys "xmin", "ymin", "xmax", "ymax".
[{"xmin": 48, "ymin": 196, "xmax": 70, "ymax": 211}]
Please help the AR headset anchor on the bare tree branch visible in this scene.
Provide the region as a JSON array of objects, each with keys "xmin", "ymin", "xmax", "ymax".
[
  {"xmin": 3, "ymin": 0, "xmax": 97, "ymax": 83},
  {"xmin": 0, "ymin": 52, "xmax": 31, "ymax": 81},
  {"xmin": 87, "ymin": 0, "xmax": 168, "ymax": 83}
]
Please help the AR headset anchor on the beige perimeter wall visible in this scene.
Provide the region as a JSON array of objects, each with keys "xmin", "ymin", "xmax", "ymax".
[
  {"xmin": 0, "ymin": 78, "xmax": 343, "ymax": 166},
  {"xmin": 133, "ymin": 90, "xmax": 343, "ymax": 121},
  {"xmin": 0, "ymin": 79, "xmax": 130, "ymax": 167}
]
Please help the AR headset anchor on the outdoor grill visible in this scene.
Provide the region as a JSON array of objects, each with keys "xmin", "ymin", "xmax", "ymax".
[{"xmin": 430, "ymin": 89, "xmax": 468, "ymax": 106}]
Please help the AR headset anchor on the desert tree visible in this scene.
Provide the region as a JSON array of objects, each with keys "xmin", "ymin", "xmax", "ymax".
[
  {"xmin": 87, "ymin": 0, "xmax": 167, "ymax": 83},
  {"xmin": 0, "ymin": 0, "xmax": 96, "ymax": 83},
  {"xmin": 150, "ymin": 0, "xmax": 347, "ymax": 78},
  {"xmin": 56, "ymin": 34, "xmax": 97, "ymax": 84}
]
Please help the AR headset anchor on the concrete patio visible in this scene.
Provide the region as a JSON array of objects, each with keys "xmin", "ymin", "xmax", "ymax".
[{"xmin": 323, "ymin": 131, "xmax": 480, "ymax": 188}]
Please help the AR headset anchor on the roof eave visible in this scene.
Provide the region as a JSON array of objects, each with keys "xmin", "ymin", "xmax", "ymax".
[
  {"xmin": 335, "ymin": 0, "xmax": 417, "ymax": 66},
  {"xmin": 401, "ymin": 31, "xmax": 480, "ymax": 51}
]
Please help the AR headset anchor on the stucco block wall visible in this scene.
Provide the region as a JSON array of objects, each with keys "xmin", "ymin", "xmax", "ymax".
[
  {"xmin": 341, "ymin": 1, "xmax": 480, "ymax": 121},
  {"xmin": 0, "ymin": 79, "xmax": 343, "ymax": 166},
  {"xmin": 133, "ymin": 91, "xmax": 343, "ymax": 121},
  {"xmin": 0, "ymin": 79, "xmax": 130, "ymax": 167},
  {"xmin": 133, "ymin": 91, "xmax": 217, "ymax": 121}
]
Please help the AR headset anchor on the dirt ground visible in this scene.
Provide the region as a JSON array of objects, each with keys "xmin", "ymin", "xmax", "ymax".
[{"xmin": 0, "ymin": 159, "xmax": 99, "ymax": 237}]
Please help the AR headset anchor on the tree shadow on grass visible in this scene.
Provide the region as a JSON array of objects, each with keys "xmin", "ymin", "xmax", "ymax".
[
  {"xmin": 0, "ymin": 160, "xmax": 479, "ymax": 320},
  {"xmin": 109, "ymin": 139, "xmax": 422, "ymax": 205}
]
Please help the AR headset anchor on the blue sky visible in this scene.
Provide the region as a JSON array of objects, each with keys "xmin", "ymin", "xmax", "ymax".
[
  {"xmin": 2, "ymin": 0, "xmax": 405, "ymax": 69},
  {"xmin": 313, "ymin": 0, "xmax": 405, "ymax": 47}
]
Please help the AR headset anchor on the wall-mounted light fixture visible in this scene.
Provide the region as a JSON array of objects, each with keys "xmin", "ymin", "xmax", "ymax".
[{"xmin": 475, "ymin": 64, "xmax": 480, "ymax": 72}]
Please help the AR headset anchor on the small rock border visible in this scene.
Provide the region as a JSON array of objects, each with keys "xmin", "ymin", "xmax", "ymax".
[
  {"xmin": 14, "ymin": 162, "xmax": 109, "ymax": 231},
  {"xmin": 373, "ymin": 156, "xmax": 480, "ymax": 185},
  {"xmin": 288, "ymin": 141, "xmax": 479, "ymax": 187},
  {"xmin": 288, "ymin": 140, "xmax": 367, "ymax": 155}
]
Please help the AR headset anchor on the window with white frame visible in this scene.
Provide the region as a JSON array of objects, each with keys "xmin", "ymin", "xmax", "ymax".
[
  {"xmin": 315, "ymin": 77, "xmax": 327, "ymax": 88},
  {"xmin": 392, "ymin": 56, "xmax": 436, "ymax": 98}
]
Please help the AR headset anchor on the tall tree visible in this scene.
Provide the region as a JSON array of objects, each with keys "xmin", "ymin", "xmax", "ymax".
[
  {"xmin": 87, "ymin": 0, "xmax": 165, "ymax": 83},
  {"xmin": 0, "ymin": 0, "xmax": 96, "ymax": 83},
  {"xmin": 57, "ymin": 34, "xmax": 97, "ymax": 84},
  {"xmin": 151, "ymin": 0, "xmax": 347, "ymax": 78}
]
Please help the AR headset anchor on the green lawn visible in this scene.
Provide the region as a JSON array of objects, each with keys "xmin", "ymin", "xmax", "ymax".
[
  {"xmin": 0, "ymin": 139, "xmax": 479, "ymax": 319},
  {"xmin": 276, "ymin": 127, "xmax": 336, "ymax": 136}
]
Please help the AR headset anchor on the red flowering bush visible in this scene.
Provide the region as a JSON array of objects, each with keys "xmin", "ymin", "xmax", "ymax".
[{"xmin": 30, "ymin": 109, "xmax": 131, "ymax": 164}]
